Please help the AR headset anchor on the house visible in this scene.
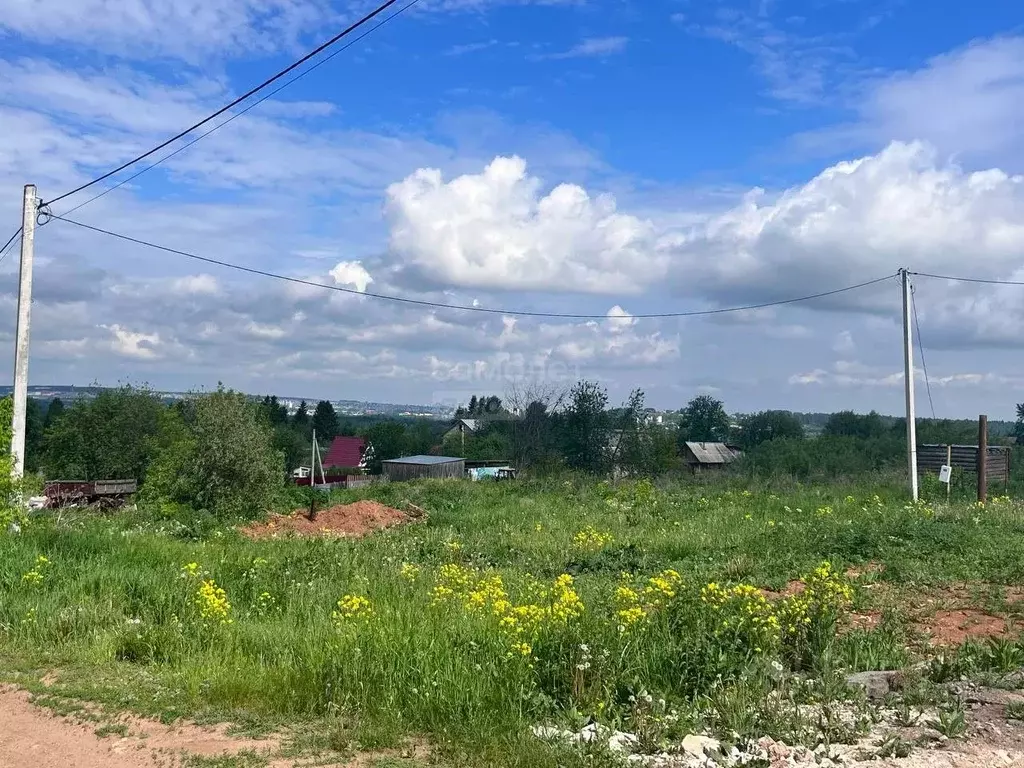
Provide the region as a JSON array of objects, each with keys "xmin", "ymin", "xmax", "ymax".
[
  {"xmin": 382, "ymin": 455, "xmax": 465, "ymax": 481},
  {"xmin": 444, "ymin": 418, "xmax": 480, "ymax": 442},
  {"xmin": 323, "ymin": 435, "xmax": 367, "ymax": 471},
  {"xmin": 682, "ymin": 441, "xmax": 742, "ymax": 471},
  {"xmin": 291, "ymin": 466, "xmax": 311, "ymax": 479}
]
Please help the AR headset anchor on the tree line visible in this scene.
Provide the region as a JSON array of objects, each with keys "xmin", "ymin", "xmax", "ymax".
[{"xmin": 7, "ymin": 384, "xmax": 1023, "ymax": 518}]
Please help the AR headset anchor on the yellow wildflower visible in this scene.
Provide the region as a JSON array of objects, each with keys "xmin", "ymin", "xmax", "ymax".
[{"xmin": 332, "ymin": 594, "xmax": 373, "ymax": 624}]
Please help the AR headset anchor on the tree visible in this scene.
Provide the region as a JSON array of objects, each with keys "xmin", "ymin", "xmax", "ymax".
[
  {"xmin": 739, "ymin": 410, "xmax": 805, "ymax": 449},
  {"xmin": 561, "ymin": 380, "xmax": 610, "ymax": 474},
  {"xmin": 260, "ymin": 395, "xmax": 289, "ymax": 426},
  {"xmin": 824, "ymin": 410, "xmax": 885, "ymax": 440},
  {"xmin": 505, "ymin": 381, "xmax": 566, "ymax": 470},
  {"xmin": 43, "ymin": 398, "xmax": 65, "ymax": 430},
  {"xmin": 363, "ymin": 421, "xmax": 408, "ymax": 474},
  {"xmin": 292, "ymin": 400, "xmax": 310, "ymax": 428},
  {"xmin": 1015, "ymin": 404, "xmax": 1024, "ymax": 443},
  {"xmin": 679, "ymin": 395, "xmax": 729, "ymax": 444},
  {"xmin": 615, "ymin": 389, "xmax": 678, "ymax": 476},
  {"xmin": 312, "ymin": 400, "xmax": 339, "ymax": 441},
  {"xmin": 42, "ymin": 386, "xmax": 173, "ymax": 481},
  {"xmin": 24, "ymin": 398, "xmax": 44, "ymax": 473},
  {"xmin": 468, "ymin": 395, "xmax": 478, "ymax": 416},
  {"xmin": 145, "ymin": 387, "xmax": 283, "ymax": 518}
]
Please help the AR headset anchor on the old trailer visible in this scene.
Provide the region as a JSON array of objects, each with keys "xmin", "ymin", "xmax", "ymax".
[{"xmin": 44, "ymin": 479, "xmax": 138, "ymax": 508}]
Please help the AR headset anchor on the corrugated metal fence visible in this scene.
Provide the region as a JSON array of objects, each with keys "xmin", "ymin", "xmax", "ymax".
[{"xmin": 918, "ymin": 444, "xmax": 1010, "ymax": 485}]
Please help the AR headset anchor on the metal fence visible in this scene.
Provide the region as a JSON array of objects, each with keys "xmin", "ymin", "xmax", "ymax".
[{"xmin": 917, "ymin": 444, "xmax": 1010, "ymax": 485}]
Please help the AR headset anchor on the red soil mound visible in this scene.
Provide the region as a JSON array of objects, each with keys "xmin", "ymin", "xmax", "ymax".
[{"xmin": 241, "ymin": 500, "xmax": 415, "ymax": 539}]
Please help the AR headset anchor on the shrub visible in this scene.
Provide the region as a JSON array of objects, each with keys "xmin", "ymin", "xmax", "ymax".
[{"xmin": 144, "ymin": 387, "xmax": 284, "ymax": 518}]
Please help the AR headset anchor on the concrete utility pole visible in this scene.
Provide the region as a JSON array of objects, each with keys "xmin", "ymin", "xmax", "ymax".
[
  {"xmin": 901, "ymin": 268, "xmax": 918, "ymax": 501},
  {"xmin": 977, "ymin": 415, "xmax": 988, "ymax": 503},
  {"xmin": 10, "ymin": 184, "xmax": 37, "ymax": 480}
]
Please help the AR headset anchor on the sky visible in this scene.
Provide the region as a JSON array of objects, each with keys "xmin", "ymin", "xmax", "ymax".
[{"xmin": 1, "ymin": 0, "xmax": 1024, "ymax": 417}]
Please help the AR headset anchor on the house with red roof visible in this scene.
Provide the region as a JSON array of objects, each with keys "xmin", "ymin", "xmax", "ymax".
[{"xmin": 323, "ymin": 435, "xmax": 367, "ymax": 471}]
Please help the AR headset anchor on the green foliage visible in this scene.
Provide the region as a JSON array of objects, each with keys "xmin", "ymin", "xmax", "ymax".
[
  {"xmin": 740, "ymin": 434, "xmax": 904, "ymax": 480},
  {"xmin": 40, "ymin": 385, "xmax": 172, "ymax": 481},
  {"xmin": 823, "ymin": 410, "xmax": 885, "ymax": 440},
  {"xmin": 144, "ymin": 387, "xmax": 283, "ymax": 518},
  {"xmin": 616, "ymin": 389, "xmax": 680, "ymax": 476},
  {"xmin": 443, "ymin": 429, "xmax": 512, "ymax": 461},
  {"xmin": 4, "ymin": 477, "xmax": 1024, "ymax": 764},
  {"xmin": 312, "ymin": 400, "xmax": 339, "ymax": 441},
  {"xmin": 364, "ymin": 421, "xmax": 410, "ymax": 474},
  {"xmin": 561, "ymin": 381, "xmax": 610, "ymax": 474},
  {"xmin": 292, "ymin": 400, "xmax": 310, "ymax": 429},
  {"xmin": 678, "ymin": 395, "xmax": 729, "ymax": 443},
  {"xmin": 738, "ymin": 410, "xmax": 804, "ymax": 449}
]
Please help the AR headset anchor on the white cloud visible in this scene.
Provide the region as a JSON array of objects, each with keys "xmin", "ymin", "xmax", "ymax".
[
  {"xmin": 104, "ymin": 324, "xmax": 161, "ymax": 359},
  {"xmin": 535, "ymin": 36, "xmax": 629, "ymax": 60},
  {"xmin": 797, "ymin": 36, "xmax": 1024, "ymax": 168},
  {"xmin": 670, "ymin": 141, "xmax": 1024, "ymax": 310},
  {"xmin": 0, "ymin": 0, "xmax": 334, "ymax": 62},
  {"xmin": 606, "ymin": 305, "xmax": 635, "ymax": 333},
  {"xmin": 171, "ymin": 274, "xmax": 220, "ymax": 295},
  {"xmin": 444, "ymin": 39, "xmax": 499, "ymax": 56},
  {"xmin": 330, "ymin": 261, "xmax": 374, "ymax": 293},
  {"xmin": 833, "ymin": 330, "xmax": 855, "ymax": 354},
  {"xmin": 385, "ymin": 155, "xmax": 663, "ymax": 293}
]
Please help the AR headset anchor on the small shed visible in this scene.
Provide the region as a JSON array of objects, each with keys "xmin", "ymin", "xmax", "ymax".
[
  {"xmin": 682, "ymin": 441, "xmax": 742, "ymax": 471},
  {"xmin": 382, "ymin": 455, "xmax": 465, "ymax": 482}
]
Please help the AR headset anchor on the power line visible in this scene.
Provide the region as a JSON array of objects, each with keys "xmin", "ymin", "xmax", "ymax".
[
  {"xmin": 57, "ymin": 0, "xmax": 421, "ymax": 218},
  {"xmin": 910, "ymin": 271, "xmax": 1024, "ymax": 286},
  {"xmin": 0, "ymin": 226, "xmax": 22, "ymax": 267},
  {"xmin": 49, "ymin": 213, "xmax": 897, "ymax": 319},
  {"xmin": 910, "ymin": 282, "xmax": 936, "ymax": 420},
  {"xmin": 44, "ymin": 0, "xmax": 412, "ymax": 208}
]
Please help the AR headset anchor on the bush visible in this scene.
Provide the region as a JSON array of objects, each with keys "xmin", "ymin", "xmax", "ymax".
[
  {"xmin": 41, "ymin": 385, "xmax": 172, "ymax": 481},
  {"xmin": 144, "ymin": 387, "xmax": 284, "ymax": 518}
]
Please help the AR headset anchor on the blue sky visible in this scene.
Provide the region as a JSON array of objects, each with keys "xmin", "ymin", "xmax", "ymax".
[{"xmin": 2, "ymin": 0, "xmax": 1024, "ymax": 417}]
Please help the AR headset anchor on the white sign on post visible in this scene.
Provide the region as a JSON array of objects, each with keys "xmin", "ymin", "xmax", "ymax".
[{"xmin": 938, "ymin": 465, "xmax": 952, "ymax": 484}]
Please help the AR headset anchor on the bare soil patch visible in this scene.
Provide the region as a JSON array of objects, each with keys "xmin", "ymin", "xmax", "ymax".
[
  {"xmin": 241, "ymin": 500, "xmax": 415, "ymax": 539},
  {"xmin": 919, "ymin": 609, "xmax": 1013, "ymax": 646},
  {"xmin": 0, "ymin": 685, "xmax": 281, "ymax": 767}
]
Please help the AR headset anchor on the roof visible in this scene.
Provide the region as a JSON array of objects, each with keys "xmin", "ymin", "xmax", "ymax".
[
  {"xmin": 684, "ymin": 441, "xmax": 742, "ymax": 464},
  {"xmin": 323, "ymin": 436, "xmax": 366, "ymax": 469},
  {"xmin": 453, "ymin": 418, "xmax": 480, "ymax": 431},
  {"xmin": 383, "ymin": 455, "xmax": 464, "ymax": 465}
]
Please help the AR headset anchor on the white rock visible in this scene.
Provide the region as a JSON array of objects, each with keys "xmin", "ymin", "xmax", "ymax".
[
  {"xmin": 608, "ymin": 730, "xmax": 640, "ymax": 754},
  {"xmin": 681, "ymin": 734, "xmax": 721, "ymax": 757},
  {"xmin": 575, "ymin": 722, "xmax": 610, "ymax": 744},
  {"xmin": 531, "ymin": 725, "xmax": 572, "ymax": 740}
]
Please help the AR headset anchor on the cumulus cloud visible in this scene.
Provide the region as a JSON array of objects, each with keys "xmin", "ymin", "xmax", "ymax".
[
  {"xmin": 330, "ymin": 261, "xmax": 374, "ymax": 293},
  {"xmin": 669, "ymin": 141, "xmax": 1024, "ymax": 309},
  {"xmin": 104, "ymin": 325, "xmax": 161, "ymax": 360},
  {"xmin": 385, "ymin": 155, "xmax": 663, "ymax": 293},
  {"xmin": 606, "ymin": 305, "xmax": 635, "ymax": 333}
]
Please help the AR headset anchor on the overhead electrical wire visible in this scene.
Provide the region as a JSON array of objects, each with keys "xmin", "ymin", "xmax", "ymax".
[
  {"xmin": 910, "ymin": 271, "xmax": 1024, "ymax": 286},
  {"xmin": 49, "ymin": 213, "xmax": 897, "ymax": 319},
  {"xmin": 0, "ymin": 226, "xmax": 22, "ymax": 267},
  {"xmin": 57, "ymin": 0, "xmax": 422, "ymax": 218},
  {"xmin": 43, "ymin": 0, "xmax": 414, "ymax": 209},
  {"xmin": 909, "ymin": 282, "xmax": 936, "ymax": 420}
]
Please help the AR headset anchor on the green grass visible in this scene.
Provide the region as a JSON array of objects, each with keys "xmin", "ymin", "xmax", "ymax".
[{"xmin": 2, "ymin": 475, "xmax": 1024, "ymax": 766}]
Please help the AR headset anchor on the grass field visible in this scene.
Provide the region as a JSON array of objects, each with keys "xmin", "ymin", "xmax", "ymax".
[{"xmin": 3, "ymin": 474, "xmax": 1024, "ymax": 766}]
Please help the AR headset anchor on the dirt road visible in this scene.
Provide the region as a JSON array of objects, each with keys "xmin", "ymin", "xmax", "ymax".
[{"xmin": 0, "ymin": 686, "xmax": 280, "ymax": 768}]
